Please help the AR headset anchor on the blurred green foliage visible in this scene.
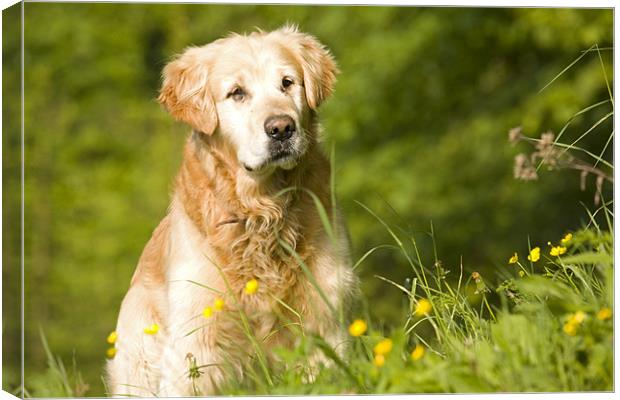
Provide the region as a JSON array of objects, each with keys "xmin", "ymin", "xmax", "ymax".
[
  {"xmin": 2, "ymin": 4, "xmax": 612, "ymax": 396},
  {"xmin": 3, "ymin": 3, "xmax": 22, "ymax": 393}
]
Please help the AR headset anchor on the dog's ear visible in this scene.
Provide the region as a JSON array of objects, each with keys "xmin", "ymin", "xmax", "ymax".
[
  {"xmin": 158, "ymin": 47, "xmax": 218, "ymax": 135},
  {"xmin": 280, "ymin": 27, "xmax": 339, "ymax": 110}
]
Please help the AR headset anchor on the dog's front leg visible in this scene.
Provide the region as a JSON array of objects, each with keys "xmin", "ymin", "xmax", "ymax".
[
  {"xmin": 302, "ymin": 221, "xmax": 358, "ymax": 381},
  {"xmin": 106, "ymin": 283, "xmax": 166, "ymax": 397},
  {"xmin": 156, "ymin": 281, "xmax": 227, "ymax": 396},
  {"xmin": 157, "ymin": 325, "xmax": 225, "ymax": 396}
]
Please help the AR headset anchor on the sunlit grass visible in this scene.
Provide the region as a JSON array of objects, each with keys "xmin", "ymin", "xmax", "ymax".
[{"xmin": 218, "ymin": 211, "xmax": 613, "ymax": 394}]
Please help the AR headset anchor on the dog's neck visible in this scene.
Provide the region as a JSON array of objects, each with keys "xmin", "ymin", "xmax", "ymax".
[
  {"xmin": 174, "ymin": 129, "xmax": 332, "ymax": 297},
  {"xmin": 176, "ymin": 130, "xmax": 320, "ymax": 235}
]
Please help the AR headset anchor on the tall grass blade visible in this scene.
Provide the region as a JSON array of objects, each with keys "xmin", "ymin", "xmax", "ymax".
[
  {"xmin": 279, "ymin": 239, "xmax": 336, "ymax": 315},
  {"xmin": 538, "ymin": 44, "xmax": 596, "ymax": 93},
  {"xmin": 352, "ymin": 244, "xmax": 397, "ymax": 271}
]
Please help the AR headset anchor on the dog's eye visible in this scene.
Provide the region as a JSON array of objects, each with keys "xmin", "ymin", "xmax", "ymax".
[
  {"xmin": 227, "ymin": 87, "xmax": 245, "ymax": 101},
  {"xmin": 281, "ymin": 77, "xmax": 294, "ymax": 90}
]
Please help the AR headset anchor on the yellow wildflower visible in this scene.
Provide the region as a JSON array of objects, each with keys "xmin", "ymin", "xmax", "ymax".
[
  {"xmin": 563, "ymin": 311, "xmax": 586, "ymax": 336},
  {"xmin": 563, "ymin": 322, "xmax": 577, "ymax": 336},
  {"xmin": 570, "ymin": 311, "xmax": 586, "ymax": 324},
  {"xmin": 415, "ymin": 299, "xmax": 432, "ymax": 317},
  {"xmin": 106, "ymin": 331, "xmax": 118, "ymax": 345},
  {"xmin": 471, "ymin": 272, "xmax": 480, "ymax": 281},
  {"xmin": 144, "ymin": 324, "xmax": 159, "ymax": 335},
  {"xmin": 518, "ymin": 270, "xmax": 525, "ymax": 278},
  {"xmin": 106, "ymin": 347, "xmax": 117, "ymax": 359},
  {"xmin": 373, "ymin": 338, "xmax": 393, "ymax": 355},
  {"xmin": 561, "ymin": 233, "xmax": 573, "ymax": 245},
  {"xmin": 348, "ymin": 319, "xmax": 367, "ymax": 337},
  {"xmin": 214, "ymin": 298, "xmax": 225, "ymax": 311},
  {"xmin": 508, "ymin": 253, "xmax": 518, "ymax": 264},
  {"xmin": 203, "ymin": 306, "xmax": 213, "ymax": 318},
  {"xmin": 550, "ymin": 246, "xmax": 567, "ymax": 257},
  {"xmin": 373, "ymin": 354, "xmax": 385, "ymax": 367},
  {"xmin": 411, "ymin": 344, "xmax": 425, "ymax": 361},
  {"xmin": 244, "ymin": 279, "xmax": 259, "ymax": 295},
  {"xmin": 597, "ymin": 307, "xmax": 612, "ymax": 321},
  {"xmin": 527, "ymin": 247, "xmax": 540, "ymax": 262}
]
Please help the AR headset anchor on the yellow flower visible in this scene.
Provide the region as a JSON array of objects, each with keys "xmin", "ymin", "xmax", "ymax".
[
  {"xmin": 415, "ymin": 299, "xmax": 432, "ymax": 317},
  {"xmin": 550, "ymin": 246, "xmax": 567, "ymax": 257},
  {"xmin": 597, "ymin": 307, "xmax": 612, "ymax": 321},
  {"xmin": 411, "ymin": 344, "xmax": 425, "ymax": 361},
  {"xmin": 563, "ymin": 322, "xmax": 577, "ymax": 336},
  {"xmin": 374, "ymin": 338, "xmax": 393, "ymax": 355},
  {"xmin": 570, "ymin": 311, "xmax": 586, "ymax": 324},
  {"xmin": 508, "ymin": 253, "xmax": 518, "ymax": 264},
  {"xmin": 203, "ymin": 306, "xmax": 213, "ymax": 318},
  {"xmin": 106, "ymin": 331, "xmax": 118, "ymax": 345},
  {"xmin": 244, "ymin": 279, "xmax": 259, "ymax": 295},
  {"xmin": 144, "ymin": 324, "xmax": 159, "ymax": 335},
  {"xmin": 373, "ymin": 354, "xmax": 385, "ymax": 367},
  {"xmin": 214, "ymin": 298, "xmax": 225, "ymax": 311},
  {"xmin": 106, "ymin": 347, "xmax": 117, "ymax": 359},
  {"xmin": 561, "ymin": 233, "xmax": 573, "ymax": 245},
  {"xmin": 563, "ymin": 311, "xmax": 586, "ymax": 336},
  {"xmin": 527, "ymin": 247, "xmax": 540, "ymax": 262},
  {"xmin": 518, "ymin": 270, "xmax": 525, "ymax": 278},
  {"xmin": 348, "ymin": 319, "xmax": 367, "ymax": 337}
]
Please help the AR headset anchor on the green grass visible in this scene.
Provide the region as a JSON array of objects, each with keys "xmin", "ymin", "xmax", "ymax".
[
  {"xmin": 214, "ymin": 217, "xmax": 613, "ymax": 395},
  {"xmin": 26, "ymin": 214, "xmax": 614, "ymax": 396}
]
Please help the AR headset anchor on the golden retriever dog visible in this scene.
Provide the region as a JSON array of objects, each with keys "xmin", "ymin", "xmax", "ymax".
[{"xmin": 106, "ymin": 26, "xmax": 358, "ymax": 396}]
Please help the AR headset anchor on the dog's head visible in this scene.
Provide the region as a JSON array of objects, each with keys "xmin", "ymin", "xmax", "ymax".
[{"xmin": 158, "ymin": 26, "xmax": 338, "ymax": 175}]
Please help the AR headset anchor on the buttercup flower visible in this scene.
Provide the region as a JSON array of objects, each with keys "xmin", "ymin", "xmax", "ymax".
[
  {"xmin": 550, "ymin": 246, "xmax": 567, "ymax": 257},
  {"xmin": 527, "ymin": 247, "xmax": 540, "ymax": 262},
  {"xmin": 415, "ymin": 299, "xmax": 432, "ymax": 317},
  {"xmin": 144, "ymin": 324, "xmax": 159, "ymax": 335},
  {"xmin": 107, "ymin": 330, "xmax": 118, "ymax": 345},
  {"xmin": 244, "ymin": 279, "xmax": 259, "ymax": 295},
  {"xmin": 518, "ymin": 270, "xmax": 525, "ymax": 278},
  {"xmin": 597, "ymin": 307, "xmax": 612, "ymax": 321},
  {"xmin": 106, "ymin": 347, "xmax": 117, "ymax": 359},
  {"xmin": 203, "ymin": 306, "xmax": 213, "ymax": 318},
  {"xmin": 508, "ymin": 253, "xmax": 518, "ymax": 264},
  {"xmin": 411, "ymin": 344, "xmax": 425, "ymax": 361},
  {"xmin": 373, "ymin": 338, "xmax": 393, "ymax": 355},
  {"xmin": 214, "ymin": 298, "xmax": 225, "ymax": 311},
  {"xmin": 563, "ymin": 311, "xmax": 586, "ymax": 336},
  {"xmin": 563, "ymin": 322, "xmax": 577, "ymax": 336},
  {"xmin": 348, "ymin": 319, "xmax": 367, "ymax": 337},
  {"xmin": 561, "ymin": 233, "xmax": 573, "ymax": 245},
  {"xmin": 373, "ymin": 354, "xmax": 385, "ymax": 367},
  {"xmin": 571, "ymin": 311, "xmax": 586, "ymax": 324}
]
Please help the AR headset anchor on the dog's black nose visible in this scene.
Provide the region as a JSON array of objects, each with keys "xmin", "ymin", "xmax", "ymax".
[{"xmin": 264, "ymin": 115, "xmax": 296, "ymax": 141}]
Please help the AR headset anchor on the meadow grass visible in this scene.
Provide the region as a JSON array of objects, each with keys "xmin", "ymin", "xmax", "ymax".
[
  {"xmin": 26, "ymin": 210, "xmax": 614, "ymax": 396},
  {"xmin": 215, "ymin": 210, "xmax": 613, "ymax": 395}
]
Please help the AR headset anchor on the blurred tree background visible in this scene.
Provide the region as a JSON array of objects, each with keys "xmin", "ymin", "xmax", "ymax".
[{"xmin": 2, "ymin": 4, "xmax": 613, "ymax": 396}]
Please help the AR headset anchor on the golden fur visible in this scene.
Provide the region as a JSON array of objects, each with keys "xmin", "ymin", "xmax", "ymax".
[{"xmin": 106, "ymin": 27, "xmax": 357, "ymax": 396}]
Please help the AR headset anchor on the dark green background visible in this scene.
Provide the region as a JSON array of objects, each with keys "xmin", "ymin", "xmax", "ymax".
[{"xmin": 2, "ymin": 4, "xmax": 613, "ymax": 396}]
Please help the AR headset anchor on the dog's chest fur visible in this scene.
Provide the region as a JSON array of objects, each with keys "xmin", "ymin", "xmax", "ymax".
[{"xmin": 175, "ymin": 135, "xmax": 329, "ymax": 316}]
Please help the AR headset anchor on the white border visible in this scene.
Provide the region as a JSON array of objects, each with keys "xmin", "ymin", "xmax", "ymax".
[{"xmin": 0, "ymin": 1, "xmax": 616, "ymax": 400}]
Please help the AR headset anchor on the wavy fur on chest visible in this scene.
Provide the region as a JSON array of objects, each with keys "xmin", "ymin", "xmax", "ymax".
[{"xmin": 176, "ymin": 132, "xmax": 331, "ymax": 303}]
